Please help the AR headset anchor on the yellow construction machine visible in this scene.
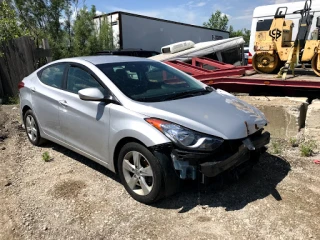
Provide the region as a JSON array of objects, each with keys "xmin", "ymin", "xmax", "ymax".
[{"xmin": 252, "ymin": 0, "xmax": 320, "ymax": 78}]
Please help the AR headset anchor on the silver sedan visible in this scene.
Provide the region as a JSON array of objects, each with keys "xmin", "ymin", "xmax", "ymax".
[{"xmin": 19, "ymin": 56, "xmax": 270, "ymax": 204}]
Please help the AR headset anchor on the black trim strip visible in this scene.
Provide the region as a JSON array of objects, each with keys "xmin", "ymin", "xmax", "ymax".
[
  {"xmin": 118, "ymin": 13, "xmax": 123, "ymax": 49},
  {"xmin": 62, "ymin": 62, "xmax": 121, "ymax": 105}
]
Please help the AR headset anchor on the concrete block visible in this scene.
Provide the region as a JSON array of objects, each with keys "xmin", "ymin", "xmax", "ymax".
[
  {"xmin": 237, "ymin": 96, "xmax": 308, "ymax": 139},
  {"xmin": 305, "ymin": 99, "xmax": 320, "ymax": 144}
]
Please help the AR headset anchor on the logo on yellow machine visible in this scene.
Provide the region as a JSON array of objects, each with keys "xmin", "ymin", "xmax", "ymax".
[{"xmin": 269, "ymin": 28, "xmax": 282, "ymax": 40}]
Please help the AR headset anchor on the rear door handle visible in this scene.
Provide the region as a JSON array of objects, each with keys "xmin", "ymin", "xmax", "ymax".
[
  {"xmin": 59, "ymin": 100, "xmax": 68, "ymax": 107},
  {"xmin": 30, "ymin": 87, "xmax": 36, "ymax": 93}
]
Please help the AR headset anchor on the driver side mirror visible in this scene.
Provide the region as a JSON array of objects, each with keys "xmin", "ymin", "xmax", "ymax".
[{"xmin": 78, "ymin": 88, "xmax": 114, "ymax": 102}]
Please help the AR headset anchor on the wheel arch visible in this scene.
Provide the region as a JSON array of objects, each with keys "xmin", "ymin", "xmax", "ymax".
[
  {"xmin": 113, "ymin": 137, "xmax": 147, "ymax": 174},
  {"xmin": 22, "ymin": 105, "xmax": 32, "ymax": 118},
  {"xmin": 114, "ymin": 138, "xmax": 180, "ymax": 202},
  {"xmin": 21, "ymin": 104, "xmax": 47, "ymax": 144}
]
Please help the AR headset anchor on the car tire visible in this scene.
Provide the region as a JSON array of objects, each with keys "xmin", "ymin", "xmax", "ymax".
[
  {"xmin": 118, "ymin": 142, "xmax": 166, "ymax": 204},
  {"xmin": 24, "ymin": 109, "xmax": 46, "ymax": 146}
]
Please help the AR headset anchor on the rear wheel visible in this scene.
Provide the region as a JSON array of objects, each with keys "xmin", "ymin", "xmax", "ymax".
[
  {"xmin": 118, "ymin": 142, "xmax": 167, "ymax": 204},
  {"xmin": 24, "ymin": 110, "xmax": 46, "ymax": 146},
  {"xmin": 311, "ymin": 53, "xmax": 320, "ymax": 77},
  {"xmin": 253, "ymin": 53, "xmax": 281, "ymax": 74}
]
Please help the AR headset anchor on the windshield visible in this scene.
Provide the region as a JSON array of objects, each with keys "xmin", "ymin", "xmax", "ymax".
[{"xmin": 96, "ymin": 61, "xmax": 206, "ymax": 102}]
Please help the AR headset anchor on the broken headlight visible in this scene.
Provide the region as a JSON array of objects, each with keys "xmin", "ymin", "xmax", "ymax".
[{"xmin": 145, "ymin": 118, "xmax": 223, "ymax": 151}]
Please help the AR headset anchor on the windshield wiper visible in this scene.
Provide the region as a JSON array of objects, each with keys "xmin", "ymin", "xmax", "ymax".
[
  {"xmin": 164, "ymin": 87, "xmax": 213, "ymax": 101},
  {"xmin": 133, "ymin": 97, "xmax": 161, "ymax": 102}
]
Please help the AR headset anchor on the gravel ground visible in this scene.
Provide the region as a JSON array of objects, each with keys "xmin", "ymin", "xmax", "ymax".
[{"xmin": 0, "ymin": 104, "xmax": 320, "ymax": 240}]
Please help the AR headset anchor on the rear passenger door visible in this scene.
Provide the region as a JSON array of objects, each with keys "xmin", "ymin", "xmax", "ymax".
[
  {"xmin": 32, "ymin": 63, "xmax": 67, "ymax": 141},
  {"xmin": 59, "ymin": 64, "xmax": 111, "ymax": 162}
]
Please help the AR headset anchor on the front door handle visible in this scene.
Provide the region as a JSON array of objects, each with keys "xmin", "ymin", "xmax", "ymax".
[{"xmin": 58, "ymin": 100, "xmax": 68, "ymax": 107}]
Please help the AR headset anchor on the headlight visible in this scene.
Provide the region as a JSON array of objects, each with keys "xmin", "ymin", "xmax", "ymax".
[{"xmin": 145, "ymin": 118, "xmax": 223, "ymax": 151}]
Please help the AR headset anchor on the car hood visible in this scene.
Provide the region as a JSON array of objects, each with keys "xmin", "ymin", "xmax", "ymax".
[{"xmin": 125, "ymin": 89, "xmax": 268, "ymax": 140}]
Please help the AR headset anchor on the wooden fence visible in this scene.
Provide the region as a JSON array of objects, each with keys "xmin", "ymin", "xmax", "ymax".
[{"xmin": 0, "ymin": 37, "xmax": 37, "ymax": 99}]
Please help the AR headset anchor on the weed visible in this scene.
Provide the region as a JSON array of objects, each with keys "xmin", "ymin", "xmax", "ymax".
[
  {"xmin": 271, "ymin": 140, "xmax": 282, "ymax": 155},
  {"xmin": 42, "ymin": 151, "xmax": 51, "ymax": 162},
  {"xmin": 289, "ymin": 137, "xmax": 299, "ymax": 147},
  {"xmin": 300, "ymin": 140, "xmax": 317, "ymax": 157}
]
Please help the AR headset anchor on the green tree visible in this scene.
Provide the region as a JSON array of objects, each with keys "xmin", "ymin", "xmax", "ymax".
[
  {"xmin": 203, "ymin": 10, "xmax": 251, "ymax": 44},
  {"xmin": 73, "ymin": 6, "xmax": 113, "ymax": 56},
  {"xmin": 0, "ymin": 0, "xmax": 23, "ymax": 43},
  {"xmin": 98, "ymin": 17, "xmax": 113, "ymax": 50},
  {"xmin": 61, "ymin": 0, "xmax": 80, "ymax": 58},
  {"xmin": 241, "ymin": 28, "xmax": 251, "ymax": 44},
  {"xmin": 73, "ymin": 5, "xmax": 99, "ymax": 56},
  {"xmin": 14, "ymin": 0, "xmax": 67, "ymax": 59},
  {"xmin": 9, "ymin": 0, "xmax": 113, "ymax": 59},
  {"xmin": 203, "ymin": 10, "xmax": 229, "ymax": 31},
  {"xmin": 63, "ymin": 0, "xmax": 74, "ymax": 56},
  {"xmin": 47, "ymin": 0, "xmax": 68, "ymax": 59},
  {"xmin": 229, "ymin": 26, "xmax": 251, "ymax": 44}
]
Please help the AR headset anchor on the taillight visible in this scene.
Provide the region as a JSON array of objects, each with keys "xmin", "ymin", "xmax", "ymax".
[
  {"xmin": 248, "ymin": 52, "xmax": 252, "ymax": 65},
  {"xmin": 18, "ymin": 82, "xmax": 24, "ymax": 90}
]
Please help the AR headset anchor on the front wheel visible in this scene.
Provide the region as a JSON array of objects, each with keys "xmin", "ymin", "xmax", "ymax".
[{"xmin": 118, "ymin": 142, "xmax": 166, "ymax": 204}]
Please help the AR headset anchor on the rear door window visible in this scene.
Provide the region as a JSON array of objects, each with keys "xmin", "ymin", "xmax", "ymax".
[{"xmin": 39, "ymin": 64, "xmax": 66, "ymax": 89}]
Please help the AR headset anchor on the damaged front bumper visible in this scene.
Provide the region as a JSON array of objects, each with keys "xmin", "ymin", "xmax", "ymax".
[
  {"xmin": 200, "ymin": 131, "xmax": 270, "ymax": 177},
  {"xmin": 168, "ymin": 131, "xmax": 270, "ymax": 180}
]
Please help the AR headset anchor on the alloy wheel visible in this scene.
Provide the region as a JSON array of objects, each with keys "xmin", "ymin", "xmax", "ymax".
[{"xmin": 122, "ymin": 151, "xmax": 154, "ymax": 196}]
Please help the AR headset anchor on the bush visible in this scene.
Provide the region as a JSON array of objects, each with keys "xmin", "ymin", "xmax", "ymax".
[
  {"xmin": 300, "ymin": 140, "xmax": 317, "ymax": 157},
  {"xmin": 289, "ymin": 138, "xmax": 299, "ymax": 147},
  {"xmin": 42, "ymin": 151, "xmax": 51, "ymax": 162}
]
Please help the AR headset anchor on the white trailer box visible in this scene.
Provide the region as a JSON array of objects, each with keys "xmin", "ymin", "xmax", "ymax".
[{"xmin": 94, "ymin": 11, "xmax": 229, "ymax": 52}]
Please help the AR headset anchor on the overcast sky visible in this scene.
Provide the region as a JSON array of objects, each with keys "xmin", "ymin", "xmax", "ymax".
[{"xmin": 86, "ymin": 0, "xmax": 303, "ymax": 30}]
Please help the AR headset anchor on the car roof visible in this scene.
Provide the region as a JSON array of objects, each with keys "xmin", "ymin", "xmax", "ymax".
[{"xmin": 69, "ymin": 55, "xmax": 155, "ymax": 65}]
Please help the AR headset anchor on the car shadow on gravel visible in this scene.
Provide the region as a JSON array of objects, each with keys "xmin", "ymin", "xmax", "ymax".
[
  {"xmin": 154, "ymin": 153, "xmax": 291, "ymax": 212},
  {"xmin": 42, "ymin": 142, "xmax": 120, "ymax": 182},
  {"xmin": 41, "ymin": 142, "xmax": 290, "ymax": 212}
]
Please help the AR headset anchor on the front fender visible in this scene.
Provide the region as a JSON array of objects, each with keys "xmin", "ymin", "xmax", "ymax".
[{"xmin": 108, "ymin": 105, "xmax": 170, "ymax": 171}]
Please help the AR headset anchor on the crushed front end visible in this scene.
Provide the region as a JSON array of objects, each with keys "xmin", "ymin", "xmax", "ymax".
[{"xmin": 154, "ymin": 129, "xmax": 270, "ymax": 183}]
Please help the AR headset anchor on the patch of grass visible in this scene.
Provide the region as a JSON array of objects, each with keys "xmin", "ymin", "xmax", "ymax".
[
  {"xmin": 289, "ymin": 137, "xmax": 299, "ymax": 147},
  {"xmin": 7, "ymin": 96, "xmax": 19, "ymax": 104},
  {"xmin": 271, "ymin": 140, "xmax": 283, "ymax": 155},
  {"xmin": 2, "ymin": 95, "xmax": 19, "ymax": 105},
  {"xmin": 300, "ymin": 140, "xmax": 317, "ymax": 157},
  {"xmin": 42, "ymin": 151, "xmax": 51, "ymax": 162}
]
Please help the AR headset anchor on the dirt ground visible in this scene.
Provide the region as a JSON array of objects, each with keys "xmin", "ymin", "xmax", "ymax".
[{"xmin": 1, "ymin": 104, "xmax": 320, "ymax": 240}]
